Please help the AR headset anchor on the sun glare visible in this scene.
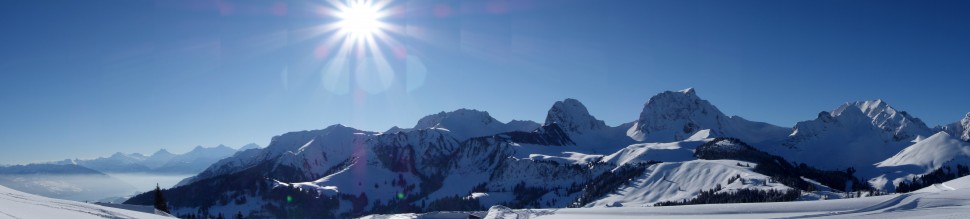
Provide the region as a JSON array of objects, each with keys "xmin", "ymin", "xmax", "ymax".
[{"xmin": 337, "ymin": 0, "xmax": 384, "ymax": 39}]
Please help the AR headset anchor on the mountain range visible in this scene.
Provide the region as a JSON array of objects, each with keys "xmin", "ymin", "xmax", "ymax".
[
  {"xmin": 124, "ymin": 88, "xmax": 970, "ymax": 219},
  {"xmin": 0, "ymin": 144, "xmax": 261, "ymax": 202},
  {"xmin": 52, "ymin": 143, "xmax": 261, "ymax": 174}
]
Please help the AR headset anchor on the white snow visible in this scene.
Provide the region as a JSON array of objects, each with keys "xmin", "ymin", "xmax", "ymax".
[
  {"xmin": 0, "ymin": 184, "xmax": 172, "ymax": 219},
  {"xmin": 601, "ymin": 140, "xmax": 707, "ymax": 166},
  {"xmin": 566, "ymin": 175, "xmax": 970, "ymax": 218},
  {"xmin": 781, "ymin": 105, "xmax": 913, "ymax": 173},
  {"xmin": 941, "ymin": 112, "xmax": 970, "ymax": 141},
  {"xmin": 413, "ymin": 109, "xmax": 528, "ymax": 140},
  {"xmin": 588, "ymin": 160, "xmax": 789, "ymax": 207},
  {"xmin": 877, "ymin": 131, "xmax": 970, "ymax": 171},
  {"xmin": 373, "ymin": 175, "xmax": 970, "ymax": 219},
  {"xmin": 832, "ymin": 100, "xmax": 933, "ymax": 141}
]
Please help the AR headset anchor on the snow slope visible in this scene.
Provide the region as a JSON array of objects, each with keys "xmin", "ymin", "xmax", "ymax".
[
  {"xmin": 588, "ymin": 160, "xmax": 790, "ymax": 207},
  {"xmin": 877, "ymin": 132, "xmax": 970, "ymax": 171},
  {"xmin": 0, "ymin": 184, "xmax": 172, "ymax": 219},
  {"xmin": 867, "ymin": 131, "xmax": 970, "ymax": 190},
  {"xmin": 370, "ymin": 175, "xmax": 970, "ymax": 219},
  {"xmin": 572, "ymin": 175, "xmax": 970, "ymax": 218}
]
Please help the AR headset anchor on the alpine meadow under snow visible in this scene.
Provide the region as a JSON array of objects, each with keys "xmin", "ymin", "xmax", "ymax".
[{"xmin": 106, "ymin": 89, "xmax": 970, "ymax": 218}]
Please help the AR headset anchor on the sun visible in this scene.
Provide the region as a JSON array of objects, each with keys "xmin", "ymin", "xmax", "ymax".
[{"xmin": 336, "ymin": 0, "xmax": 384, "ymax": 39}]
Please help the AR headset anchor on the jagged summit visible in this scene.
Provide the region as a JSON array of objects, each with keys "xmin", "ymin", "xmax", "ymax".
[
  {"xmin": 833, "ymin": 99, "xmax": 933, "ymax": 141},
  {"xmin": 781, "ymin": 100, "xmax": 938, "ymax": 171},
  {"xmin": 544, "ymin": 98, "xmax": 607, "ymax": 133},
  {"xmin": 942, "ymin": 112, "xmax": 970, "ymax": 141}
]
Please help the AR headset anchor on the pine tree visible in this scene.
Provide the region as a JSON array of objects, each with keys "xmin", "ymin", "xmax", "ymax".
[
  {"xmin": 235, "ymin": 211, "xmax": 244, "ymax": 219},
  {"xmin": 153, "ymin": 183, "xmax": 170, "ymax": 214}
]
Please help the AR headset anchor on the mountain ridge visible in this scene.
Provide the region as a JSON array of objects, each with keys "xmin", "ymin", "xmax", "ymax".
[
  {"xmin": 49, "ymin": 143, "xmax": 260, "ymax": 174},
  {"xmin": 124, "ymin": 88, "xmax": 970, "ymax": 218}
]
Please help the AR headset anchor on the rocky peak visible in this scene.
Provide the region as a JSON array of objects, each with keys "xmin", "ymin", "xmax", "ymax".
[
  {"xmin": 413, "ymin": 109, "xmax": 498, "ymax": 130},
  {"xmin": 832, "ymin": 100, "xmax": 932, "ymax": 141},
  {"xmin": 544, "ymin": 98, "xmax": 607, "ymax": 133},
  {"xmin": 630, "ymin": 89, "xmax": 727, "ymax": 142}
]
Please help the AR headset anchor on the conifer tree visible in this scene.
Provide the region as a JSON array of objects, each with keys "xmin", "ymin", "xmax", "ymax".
[{"xmin": 153, "ymin": 183, "xmax": 170, "ymax": 214}]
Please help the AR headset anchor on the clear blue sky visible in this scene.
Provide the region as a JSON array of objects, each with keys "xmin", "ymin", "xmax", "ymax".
[{"xmin": 1, "ymin": 0, "xmax": 969, "ymax": 164}]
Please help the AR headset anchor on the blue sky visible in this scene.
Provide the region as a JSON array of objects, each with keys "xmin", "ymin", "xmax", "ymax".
[{"xmin": 1, "ymin": 0, "xmax": 969, "ymax": 164}]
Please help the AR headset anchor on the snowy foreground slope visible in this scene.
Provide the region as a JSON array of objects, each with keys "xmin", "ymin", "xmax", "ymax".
[
  {"xmin": 0, "ymin": 184, "xmax": 172, "ymax": 219},
  {"xmin": 365, "ymin": 175, "xmax": 970, "ymax": 219}
]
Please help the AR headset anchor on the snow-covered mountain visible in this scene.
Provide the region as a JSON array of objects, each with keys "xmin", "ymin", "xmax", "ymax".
[
  {"xmin": 540, "ymin": 98, "xmax": 636, "ymax": 152},
  {"xmin": 779, "ymin": 100, "xmax": 935, "ymax": 172},
  {"xmin": 152, "ymin": 144, "xmax": 239, "ymax": 173},
  {"xmin": 941, "ymin": 113, "xmax": 970, "ymax": 141},
  {"xmin": 545, "ymin": 98, "xmax": 608, "ymax": 134},
  {"xmin": 627, "ymin": 88, "xmax": 789, "ymax": 145},
  {"xmin": 410, "ymin": 109, "xmax": 540, "ymax": 140},
  {"xmin": 123, "ymin": 88, "xmax": 970, "ymax": 219},
  {"xmin": 833, "ymin": 100, "xmax": 934, "ymax": 141},
  {"xmin": 0, "ymin": 184, "xmax": 172, "ymax": 219}
]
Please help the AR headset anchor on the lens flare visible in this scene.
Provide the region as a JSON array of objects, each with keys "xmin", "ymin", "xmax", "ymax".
[{"xmin": 306, "ymin": 0, "xmax": 425, "ymax": 96}]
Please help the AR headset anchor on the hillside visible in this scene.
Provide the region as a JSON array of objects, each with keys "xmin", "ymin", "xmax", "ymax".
[{"xmin": 0, "ymin": 184, "xmax": 172, "ymax": 219}]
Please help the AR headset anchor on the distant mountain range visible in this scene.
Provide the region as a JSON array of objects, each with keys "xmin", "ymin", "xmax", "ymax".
[
  {"xmin": 51, "ymin": 143, "xmax": 261, "ymax": 174},
  {"xmin": 0, "ymin": 144, "xmax": 261, "ymax": 202},
  {"xmin": 124, "ymin": 89, "xmax": 970, "ymax": 218}
]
